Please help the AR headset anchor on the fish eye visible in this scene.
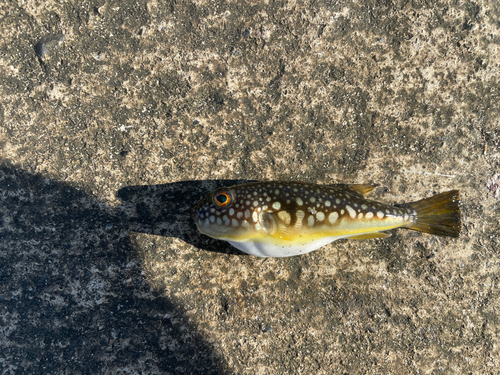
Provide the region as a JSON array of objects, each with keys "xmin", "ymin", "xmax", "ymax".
[{"xmin": 213, "ymin": 190, "xmax": 232, "ymax": 207}]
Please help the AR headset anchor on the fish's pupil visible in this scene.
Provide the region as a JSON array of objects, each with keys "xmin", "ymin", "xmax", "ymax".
[{"xmin": 216, "ymin": 194, "xmax": 227, "ymax": 204}]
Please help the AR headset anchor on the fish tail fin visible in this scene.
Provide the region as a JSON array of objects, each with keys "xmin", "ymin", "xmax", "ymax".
[{"xmin": 403, "ymin": 190, "xmax": 461, "ymax": 237}]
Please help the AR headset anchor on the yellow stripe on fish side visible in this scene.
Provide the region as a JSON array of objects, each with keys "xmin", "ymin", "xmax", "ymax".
[{"xmin": 212, "ymin": 214, "xmax": 406, "ymax": 244}]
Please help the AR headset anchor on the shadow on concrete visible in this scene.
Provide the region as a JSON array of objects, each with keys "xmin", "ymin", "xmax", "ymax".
[{"xmin": 0, "ymin": 164, "xmax": 236, "ymax": 374}]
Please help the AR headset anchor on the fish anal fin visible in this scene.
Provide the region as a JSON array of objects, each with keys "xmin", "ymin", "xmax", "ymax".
[
  {"xmin": 348, "ymin": 184, "xmax": 379, "ymax": 197},
  {"xmin": 349, "ymin": 232, "xmax": 391, "ymax": 240}
]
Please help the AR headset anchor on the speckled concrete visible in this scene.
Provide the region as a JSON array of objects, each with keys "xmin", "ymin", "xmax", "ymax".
[{"xmin": 1, "ymin": 0, "xmax": 499, "ymax": 374}]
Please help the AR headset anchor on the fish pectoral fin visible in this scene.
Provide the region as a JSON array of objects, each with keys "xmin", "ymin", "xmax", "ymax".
[
  {"xmin": 348, "ymin": 184, "xmax": 379, "ymax": 197},
  {"xmin": 348, "ymin": 232, "xmax": 391, "ymax": 240},
  {"xmin": 259, "ymin": 212, "xmax": 279, "ymax": 235}
]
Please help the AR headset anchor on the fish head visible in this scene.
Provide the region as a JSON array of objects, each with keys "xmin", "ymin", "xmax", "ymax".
[{"xmin": 192, "ymin": 186, "xmax": 257, "ymax": 240}]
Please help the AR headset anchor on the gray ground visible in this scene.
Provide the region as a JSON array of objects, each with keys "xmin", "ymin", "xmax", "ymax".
[{"xmin": 1, "ymin": 0, "xmax": 499, "ymax": 374}]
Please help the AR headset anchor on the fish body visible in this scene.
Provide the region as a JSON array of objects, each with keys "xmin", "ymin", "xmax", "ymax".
[{"xmin": 192, "ymin": 181, "xmax": 461, "ymax": 258}]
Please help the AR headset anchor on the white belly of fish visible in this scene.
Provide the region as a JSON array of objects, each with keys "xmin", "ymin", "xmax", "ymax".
[{"xmin": 227, "ymin": 235, "xmax": 350, "ymax": 258}]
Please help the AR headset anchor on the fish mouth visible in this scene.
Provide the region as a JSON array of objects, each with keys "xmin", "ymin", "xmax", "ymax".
[
  {"xmin": 191, "ymin": 197, "xmax": 207, "ymax": 222},
  {"xmin": 191, "ymin": 205, "xmax": 201, "ymax": 222},
  {"xmin": 190, "ymin": 207, "xmax": 197, "ymax": 222}
]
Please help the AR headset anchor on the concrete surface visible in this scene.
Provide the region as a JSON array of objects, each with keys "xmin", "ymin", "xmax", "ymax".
[{"xmin": 1, "ymin": 0, "xmax": 499, "ymax": 373}]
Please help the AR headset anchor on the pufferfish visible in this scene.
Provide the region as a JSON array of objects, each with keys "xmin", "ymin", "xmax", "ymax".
[{"xmin": 192, "ymin": 181, "xmax": 461, "ymax": 257}]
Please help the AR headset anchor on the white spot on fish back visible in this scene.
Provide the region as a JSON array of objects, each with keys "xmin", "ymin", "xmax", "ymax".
[
  {"xmin": 346, "ymin": 205, "xmax": 356, "ymax": 218},
  {"xmin": 361, "ymin": 204, "xmax": 368, "ymax": 210},
  {"xmin": 404, "ymin": 213, "xmax": 409, "ymax": 221},
  {"xmin": 229, "ymin": 208, "xmax": 235, "ymax": 216},
  {"xmin": 336, "ymin": 198, "xmax": 341, "ymax": 204},
  {"xmin": 308, "ymin": 215, "xmax": 315, "ymax": 227},
  {"xmin": 310, "ymin": 197, "xmax": 316, "ymax": 203},
  {"xmin": 245, "ymin": 209, "xmax": 251, "ymax": 218},
  {"xmin": 358, "ymin": 212, "xmax": 363, "ymax": 219},
  {"xmin": 296, "ymin": 197, "xmax": 303, "ymax": 205},
  {"xmin": 365, "ymin": 212, "xmax": 374, "ymax": 219},
  {"xmin": 232, "ymin": 219, "xmax": 239, "ymax": 227},
  {"xmin": 325, "ymin": 200, "xmax": 331, "ymax": 207},
  {"xmin": 210, "ymin": 216, "xmax": 215, "ymax": 223},
  {"xmin": 377, "ymin": 211, "xmax": 384, "ymax": 218},
  {"xmin": 237, "ymin": 212, "xmax": 243, "ymax": 219},
  {"xmin": 275, "ymin": 189, "xmax": 280, "ymax": 195},
  {"xmin": 341, "ymin": 209, "xmax": 345, "ymax": 215},
  {"xmin": 217, "ymin": 217, "xmax": 222, "ymax": 225},
  {"xmin": 316, "ymin": 212, "xmax": 325, "ymax": 221},
  {"xmin": 266, "ymin": 197, "xmax": 271, "ymax": 202},
  {"xmin": 328, "ymin": 212, "xmax": 339, "ymax": 224},
  {"xmin": 272, "ymin": 202, "xmax": 281, "ymax": 210},
  {"xmin": 252, "ymin": 211, "xmax": 258, "ymax": 223},
  {"xmin": 278, "ymin": 211, "xmax": 291, "ymax": 224}
]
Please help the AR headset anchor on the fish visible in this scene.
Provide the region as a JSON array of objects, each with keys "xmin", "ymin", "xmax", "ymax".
[{"xmin": 191, "ymin": 181, "xmax": 461, "ymax": 258}]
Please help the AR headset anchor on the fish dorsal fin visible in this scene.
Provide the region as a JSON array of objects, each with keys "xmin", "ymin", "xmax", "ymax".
[
  {"xmin": 327, "ymin": 183, "xmax": 378, "ymax": 197},
  {"xmin": 348, "ymin": 184, "xmax": 379, "ymax": 197},
  {"xmin": 349, "ymin": 232, "xmax": 391, "ymax": 240}
]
